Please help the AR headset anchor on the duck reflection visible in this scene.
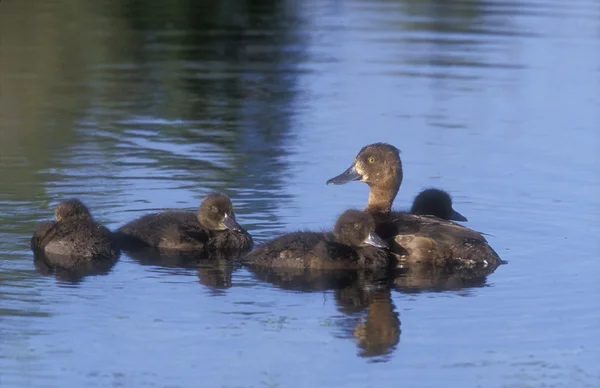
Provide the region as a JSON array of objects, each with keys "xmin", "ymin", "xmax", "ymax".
[
  {"xmin": 334, "ymin": 280, "xmax": 401, "ymax": 359},
  {"xmin": 248, "ymin": 265, "xmax": 364, "ymax": 292},
  {"xmin": 392, "ymin": 262, "xmax": 490, "ymax": 293},
  {"xmin": 33, "ymin": 250, "xmax": 117, "ymax": 284},
  {"xmin": 248, "ymin": 260, "xmax": 493, "ymax": 359},
  {"xmin": 248, "ymin": 265, "xmax": 401, "ymax": 359},
  {"xmin": 123, "ymin": 247, "xmax": 244, "ymax": 294}
]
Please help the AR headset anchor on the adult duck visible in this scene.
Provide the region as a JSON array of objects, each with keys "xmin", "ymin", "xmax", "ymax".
[{"xmin": 326, "ymin": 143, "xmax": 502, "ymax": 270}]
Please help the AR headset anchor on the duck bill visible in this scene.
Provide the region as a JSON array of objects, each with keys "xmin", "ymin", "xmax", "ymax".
[
  {"xmin": 221, "ymin": 213, "xmax": 243, "ymax": 232},
  {"xmin": 450, "ymin": 209, "xmax": 468, "ymax": 222},
  {"xmin": 363, "ymin": 232, "xmax": 388, "ymax": 249},
  {"xmin": 326, "ymin": 163, "xmax": 362, "ymax": 185}
]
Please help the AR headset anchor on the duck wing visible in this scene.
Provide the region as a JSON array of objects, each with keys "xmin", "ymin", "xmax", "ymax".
[
  {"xmin": 117, "ymin": 211, "xmax": 208, "ymax": 249},
  {"xmin": 381, "ymin": 212, "xmax": 488, "ymax": 243},
  {"xmin": 374, "ymin": 212, "xmax": 502, "ymax": 269}
]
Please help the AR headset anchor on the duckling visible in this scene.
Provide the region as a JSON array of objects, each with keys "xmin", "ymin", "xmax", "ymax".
[
  {"xmin": 30, "ymin": 199, "xmax": 120, "ymax": 262},
  {"xmin": 411, "ymin": 188, "xmax": 467, "ymax": 221},
  {"xmin": 326, "ymin": 143, "xmax": 502, "ymax": 270},
  {"xmin": 115, "ymin": 192, "xmax": 253, "ymax": 252},
  {"xmin": 245, "ymin": 210, "xmax": 391, "ymax": 270}
]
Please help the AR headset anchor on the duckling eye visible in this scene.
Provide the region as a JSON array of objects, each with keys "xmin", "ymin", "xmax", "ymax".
[
  {"xmin": 354, "ymin": 223, "xmax": 361, "ymax": 230},
  {"xmin": 211, "ymin": 206, "xmax": 219, "ymax": 213},
  {"xmin": 368, "ymin": 157, "xmax": 375, "ymax": 164}
]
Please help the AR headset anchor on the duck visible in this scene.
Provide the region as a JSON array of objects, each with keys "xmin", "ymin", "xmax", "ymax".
[
  {"xmin": 115, "ymin": 192, "xmax": 253, "ymax": 252},
  {"xmin": 31, "ymin": 199, "xmax": 120, "ymax": 263},
  {"xmin": 411, "ymin": 188, "xmax": 467, "ymax": 221},
  {"xmin": 326, "ymin": 143, "xmax": 502, "ymax": 270},
  {"xmin": 244, "ymin": 209, "xmax": 391, "ymax": 270}
]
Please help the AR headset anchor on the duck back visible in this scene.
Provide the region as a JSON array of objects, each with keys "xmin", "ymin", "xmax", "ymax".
[
  {"xmin": 31, "ymin": 219, "xmax": 119, "ymax": 262},
  {"xmin": 245, "ymin": 231, "xmax": 390, "ymax": 270},
  {"xmin": 373, "ymin": 212, "xmax": 502, "ymax": 270},
  {"xmin": 309, "ymin": 242, "xmax": 390, "ymax": 270},
  {"xmin": 245, "ymin": 231, "xmax": 333, "ymax": 268},
  {"xmin": 116, "ymin": 212, "xmax": 209, "ymax": 250}
]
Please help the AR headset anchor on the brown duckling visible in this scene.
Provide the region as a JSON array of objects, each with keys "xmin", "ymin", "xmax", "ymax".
[
  {"xmin": 31, "ymin": 199, "xmax": 120, "ymax": 263},
  {"xmin": 244, "ymin": 209, "xmax": 391, "ymax": 270},
  {"xmin": 411, "ymin": 188, "xmax": 467, "ymax": 221},
  {"xmin": 326, "ymin": 143, "xmax": 502, "ymax": 270},
  {"xmin": 115, "ymin": 192, "xmax": 253, "ymax": 252}
]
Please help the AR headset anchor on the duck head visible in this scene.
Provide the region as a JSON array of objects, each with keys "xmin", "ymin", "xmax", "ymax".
[
  {"xmin": 198, "ymin": 192, "xmax": 244, "ymax": 232},
  {"xmin": 327, "ymin": 143, "xmax": 403, "ymax": 213},
  {"xmin": 411, "ymin": 188, "xmax": 468, "ymax": 222},
  {"xmin": 54, "ymin": 199, "xmax": 93, "ymax": 221},
  {"xmin": 333, "ymin": 210, "xmax": 388, "ymax": 249}
]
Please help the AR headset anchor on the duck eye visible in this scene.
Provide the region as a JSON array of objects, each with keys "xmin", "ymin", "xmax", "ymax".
[
  {"xmin": 211, "ymin": 206, "xmax": 219, "ymax": 213},
  {"xmin": 368, "ymin": 157, "xmax": 375, "ymax": 164}
]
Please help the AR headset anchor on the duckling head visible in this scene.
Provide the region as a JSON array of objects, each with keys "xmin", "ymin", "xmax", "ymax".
[
  {"xmin": 54, "ymin": 199, "xmax": 93, "ymax": 222},
  {"xmin": 198, "ymin": 192, "xmax": 244, "ymax": 232},
  {"xmin": 333, "ymin": 210, "xmax": 388, "ymax": 248},
  {"xmin": 411, "ymin": 188, "xmax": 467, "ymax": 221}
]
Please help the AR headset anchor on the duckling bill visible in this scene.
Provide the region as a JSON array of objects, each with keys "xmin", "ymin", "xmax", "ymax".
[
  {"xmin": 31, "ymin": 199, "xmax": 120, "ymax": 265},
  {"xmin": 244, "ymin": 209, "xmax": 391, "ymax": 270},
  {"xmin": 115, "ymin": 192, "xmax": 253, "ymax": 252}
]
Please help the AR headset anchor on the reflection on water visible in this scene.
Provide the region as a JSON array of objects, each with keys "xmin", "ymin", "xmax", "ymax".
[
  {"xmin": 1, "ymin": 0, "xmax": 599, "ymax": 386},
  {"xmin": 392, "ymin": 263, "xmax": 490, "ymax": 293},
  {"xmin": 32, "ymin": 251, "xmax": 118, "ymax": 285},
  {"xmin": 123, "ymin": 247, "xmax": 243, "ymax": 294},
  {"xmin": 250, "ymin": 265, "xmax": 401, "ymax": 359},
  {"xmin": 0, "ymin": 0, "xmax": 301, "ymax": 246},
  {"xmin": 347, "ymin": 290, "xmax": 400, "ymax": 359},
  {"xmin": 248, "ymin": 261, "xmax": 493, "ymax": 359}
]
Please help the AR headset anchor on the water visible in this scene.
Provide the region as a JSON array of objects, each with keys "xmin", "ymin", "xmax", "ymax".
[{"xmin": 1, "ymin": 0, "xmax": 599, "ymax": 386}]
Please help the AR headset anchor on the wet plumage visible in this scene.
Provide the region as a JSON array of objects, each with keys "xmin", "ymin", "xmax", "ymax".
[
  {"xmin": 30, "ymin": 199, "xmax": 120, "ymax": 265},
  {"xmin": 115, "ymin": 192, "xmax": 253, "ymax": 252},
  {"xmin": 245, "ymin": 210, "xmax": 391, "ymax": 270}
]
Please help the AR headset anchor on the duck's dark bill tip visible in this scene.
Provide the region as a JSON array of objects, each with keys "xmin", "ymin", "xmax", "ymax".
[
  {"xmin": 363, "ymin": 232, "xmax": 388, "ymax": 249},
  {"xmin": 326, "ymin": 164, "xmax": 361, "ymax": 185},
  {"xmin": 450, "ymin": 209, "xmax": 468, "ymax": 222},
  {"xmin": 222, "ymin": 214, "xmax": 243, "ymax": 232}
]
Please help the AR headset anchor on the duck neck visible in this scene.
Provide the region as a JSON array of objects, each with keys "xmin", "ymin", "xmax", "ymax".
[{"xmin": 365, "ymin": 182, "xmax": 399, "ymax": 215}]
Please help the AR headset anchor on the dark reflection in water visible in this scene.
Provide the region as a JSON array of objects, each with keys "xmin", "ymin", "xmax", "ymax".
[
  {"xmin": 196, "ymin": 257, "xmax": 239, "ymax": 294},
  {"xmin": 32, "ymin": 251, "xmax": 118, "ymax": 285},
  {"xmin": 248, "ymin": 262, "xmax": 492, "ymax": 358},
  {"xmin": 392, "ymin": 263, "xmax": 491, "ymax": 293},
  {"xmin": 123, "ymin": 248, "xmax": 243, "ymax": 294},
  {"xmin": 248, "ymin": 265, "xmax": 400, "ymax": 359},
  {"xmin": 335, "ymin": 286, "xmax": 401, "ymax": 360}
]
